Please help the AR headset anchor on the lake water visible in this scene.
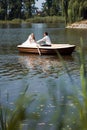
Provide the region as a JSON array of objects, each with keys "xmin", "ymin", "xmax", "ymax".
[{"xmin": 0, "ymin": 22, "xmax": 87, "ymax": 129}]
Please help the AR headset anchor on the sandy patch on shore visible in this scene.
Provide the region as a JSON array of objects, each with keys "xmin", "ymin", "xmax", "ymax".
[{"xmin": 66, "ymin": 20, "xmax": 87, "ymax": 29}]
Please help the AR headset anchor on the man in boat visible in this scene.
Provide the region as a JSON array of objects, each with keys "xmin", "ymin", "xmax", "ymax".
[{"xmin": 37, "ymin": 32, "xmax": 52, "ymax": 46}]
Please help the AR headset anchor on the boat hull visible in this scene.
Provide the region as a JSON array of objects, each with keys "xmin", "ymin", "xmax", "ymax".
[{"xmin": 17, "ymin": 44, "xmax": 76, "ymax": 55}]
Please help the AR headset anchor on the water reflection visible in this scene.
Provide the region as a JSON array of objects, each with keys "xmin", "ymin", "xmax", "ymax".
[
  {"xmin": 0, "ymin": 23, "xmax": 32, "ymax": 28},
  {"xmin": 0, "ymin": 55, "xmax": 29, "ymax": 82},
  {"xmin": 18, "ymin": 53, "xmax": 75, "ymax": 78}
]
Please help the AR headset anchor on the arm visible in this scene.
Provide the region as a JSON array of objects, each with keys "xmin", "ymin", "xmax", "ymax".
[{"xmin": 37, "ymin": 37, "xmax": 46, "ymax": 43}]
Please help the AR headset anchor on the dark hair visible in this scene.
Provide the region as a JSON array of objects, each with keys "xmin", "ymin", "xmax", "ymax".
[{"xmin": 44, "ymin": 32, "xmax": 48, "ymax": 35}]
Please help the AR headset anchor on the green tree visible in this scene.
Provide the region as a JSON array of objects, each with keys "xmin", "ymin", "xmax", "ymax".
[
  {"xmin": 42, "ymin": 0, "xmax": 52, "ymax": 16},
  {"xmin": 24, "ymin": 0, "xmax": 37, "ymax": 18},
  {"xmin": 42, "ymin": 0, "xmax": 61, "ymax": 16},
  {"xmin": 50, "ymin": 0, "xmax": 61, "ymax": 16},
  {"xmin": 61, "ymin": 0, "xmax": 69, "ymax": 24},
  {"xmin": 0, "ymin": 0, "xmax": 8, "ymax": 20},
  {"xmin": 0, "ymin": 0, "xmax": 38, "ymax": 20},
  {"xmin": 61, "ymin": 0, "xmax": 87, "ymax": 24},
  {"xmin": 9, "ymin": 0, "xmax": 22, "ymax": 19}
]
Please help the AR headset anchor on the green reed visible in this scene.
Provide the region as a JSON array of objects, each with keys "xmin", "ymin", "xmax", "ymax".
[
  {"xmin": 53, "ymin": 37, "xmax": 87, "ymax": 130},
  {"xmin": 75, "ymin": 38, "xmax": 87, "ymax": 130},
  {"xmin": 0, "ymin": 86, "xmax": 39, "ymax": 130},
  {"xmin": 26, "ymin": 16, "xmax": 64, "ymax": 23},
  {"xmin": 0, "ymin": 16, "xmax": 64, "ymax": 24}
]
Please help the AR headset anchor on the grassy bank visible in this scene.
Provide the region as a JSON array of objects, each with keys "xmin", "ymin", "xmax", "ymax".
[{"xmin": 0, "ymin": 16, "xmax": 64, "ymax": 24}]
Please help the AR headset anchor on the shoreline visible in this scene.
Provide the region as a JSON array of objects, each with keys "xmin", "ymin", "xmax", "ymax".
[
  {"xmin": 0, "ymin": 16, "xmax": 64, "ymax": 24},
  {"xmin": 66, "ymin": 20, "xmax": 87, "ymax": 29},
  {"xmin": 0, "ymin": 18, "xmax": 87, "ymax": 29}
]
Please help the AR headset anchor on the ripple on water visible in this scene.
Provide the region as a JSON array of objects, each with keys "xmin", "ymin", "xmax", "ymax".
[
  {"xmin": 0, "ymin": 53, "xmax": 80, "ymax": 82},
  {"xmin": 0, "ymin": 55, "xmax": 29, "ymax": 81}
]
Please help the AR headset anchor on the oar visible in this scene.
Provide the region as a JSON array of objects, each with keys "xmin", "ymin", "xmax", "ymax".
[{"xmin": 36, "ymin": 44, "xmax": 41, "ymax": 55}]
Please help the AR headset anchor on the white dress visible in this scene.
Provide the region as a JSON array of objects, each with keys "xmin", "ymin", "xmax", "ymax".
[{"xmin": 22, "ymin": 34, "xmax": 37, "ymax": 47}]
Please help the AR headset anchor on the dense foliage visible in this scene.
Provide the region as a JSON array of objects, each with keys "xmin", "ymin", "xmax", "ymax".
[
  {"xmin": 68, "ymin": 0, "xmax": 87, "ymax": 23},
  {"xmin": 42, "ymin": 0, "xmax": 87, "ymax": 24},
  {"xmin": 0, "ymin": 0, "xmax": 38, "ymax": 20},
  {"xmin": 42, "ymin": 0, "xmax": 61, "ymax": 16},
  {"xmin": 0, "ymin": 0, "xmax": 87, "ymax": 23}
]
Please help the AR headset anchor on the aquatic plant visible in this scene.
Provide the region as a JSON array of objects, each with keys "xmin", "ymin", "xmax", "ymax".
[
  {"xmin": 73, "ymin": 38, "xmax": 87, "ymax": 130},
  {"xmin": 0, "ymin": 86, "xmax": 39, "ymax": 130}
]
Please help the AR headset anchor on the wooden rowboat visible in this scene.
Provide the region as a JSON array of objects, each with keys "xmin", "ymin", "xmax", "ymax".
[{"xmin": 17, "ymin": 44, "xmax": 76, "ymax": 55}]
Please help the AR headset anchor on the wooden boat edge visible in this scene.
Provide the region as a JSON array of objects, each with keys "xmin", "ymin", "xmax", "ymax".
[{"xmin": 17, "ymin": 44, "xmax": 76, "ymax": 55}]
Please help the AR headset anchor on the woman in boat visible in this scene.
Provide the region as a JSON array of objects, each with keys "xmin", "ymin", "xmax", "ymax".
[
  {"xmin": 22, "ymin": 33, "xmax": 36, "ymax": 46},
  {"xmin": 37, "ymin": 32, "xmax": 52, "ymax": 46},
  {"xmin": 28, "ymin": 33, "xmax": 36, "ymax": 44}
]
